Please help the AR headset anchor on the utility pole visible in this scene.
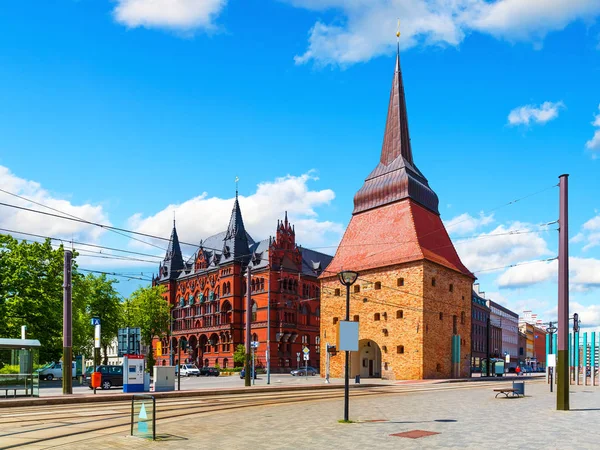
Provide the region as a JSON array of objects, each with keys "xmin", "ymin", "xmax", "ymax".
[
  {"xmin": 557, "ymin": 174, "xmax": 570, "ymax": 411},
  {"xmin": 486, "ymin": 316, "xmax": 491, "ymax": 377},
  {"xmin": 245, "ymin": 266, "xmax": 252, "ymax": 387},
  {"xmin": 62, "ymin": 249, "xmax": 73, "ymax": 395},
  {"xmin": 267, "ymin": 264, "xmax": 271, "ymax": 385}
]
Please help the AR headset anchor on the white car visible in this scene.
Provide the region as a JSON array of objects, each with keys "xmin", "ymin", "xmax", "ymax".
[
  {"xmin": 36, "ymin": 361, "xmax": 76, "ymax": 381},
  {"xmin": 178, "ymin": 364, "xmax": 200, "ymax": 376}
]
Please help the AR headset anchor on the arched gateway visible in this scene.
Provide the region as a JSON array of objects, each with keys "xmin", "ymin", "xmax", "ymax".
[{"xmin": 351, "ymin": 339, "xmax": 382, "ymax": 378}]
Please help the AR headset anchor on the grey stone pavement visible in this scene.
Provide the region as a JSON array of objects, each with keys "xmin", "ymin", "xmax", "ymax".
[{"xmin": 63, "ymin": 381, "xmax": 600, "ymax": 450}]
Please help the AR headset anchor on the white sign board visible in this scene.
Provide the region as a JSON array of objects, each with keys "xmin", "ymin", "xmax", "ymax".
[
  {"xmin": 505, "ymin": 354, "xmax": 510, "ymax": 363},
  {"xmin": 303, "ymin": 354, "xmax": 309, "ymax": 361},
  {"xmin": 547, "ymin": 354, "xmax": 556, "ymax": 368},
  {"xmin": 337, "ymin": 321, "xmax": 359, "ymax": 352},
  {"xmin": 94, "ymin": 324, "xmax": 101, "ymax": 349}
]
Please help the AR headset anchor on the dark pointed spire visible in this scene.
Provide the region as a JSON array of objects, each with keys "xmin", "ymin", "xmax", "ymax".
[
  {"xmin": 352, "ymin": 44, "xmax": 439, "ymax": 216},
  {"xmin": 223, "ymin": 192, "xmax": 250, "ymax": 263},
  {"xmin": 380, "ymin": 46, "xmax": 413, "ymax": 166},
  {"xmin": 161, "ymin": 221, "xmax": 184, "ymax": 280}
]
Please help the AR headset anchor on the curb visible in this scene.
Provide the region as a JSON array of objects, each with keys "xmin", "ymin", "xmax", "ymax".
[{"xmin": 0, "ymin": 383, "xmax": 383, "ymax": 408}]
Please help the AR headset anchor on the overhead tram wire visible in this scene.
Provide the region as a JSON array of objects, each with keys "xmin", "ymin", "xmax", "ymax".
[
  {"xmin": 0, "ymin": 182, "xmax": 560, "ymax": 262},
  {"xmin": 0, "ymin": 227, "xmax": 164, "ymax": 260},
  {"xmin": 0, "ymin": 187, "xmax": 168, "ymax": 252},
  {"xmin": 78, "ymin": 268, "xmax": 153, "ymax": 282}
]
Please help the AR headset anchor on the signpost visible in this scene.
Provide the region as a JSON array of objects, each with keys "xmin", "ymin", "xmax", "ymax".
[
  {"xmin": 91, "ymin": 317, "xmax": 101, "ymax": 395},
  {"xmin": 303, "ymin": 346, "xmax": 309, "ymax": 380},
  {"xmin": 251, "ymin": 341, "xmax": 259, "ymax": 386}
]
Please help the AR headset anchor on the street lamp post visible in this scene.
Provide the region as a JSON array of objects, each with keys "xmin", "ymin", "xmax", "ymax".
[{"xmin": 338, "ymin": 270, "xmax": 359, "ymax": 422}]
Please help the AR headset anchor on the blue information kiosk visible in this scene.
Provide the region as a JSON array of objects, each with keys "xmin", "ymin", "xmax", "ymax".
[{"xmin": 123, "ymin": 354, "xmax": 146, "ymax": 393}]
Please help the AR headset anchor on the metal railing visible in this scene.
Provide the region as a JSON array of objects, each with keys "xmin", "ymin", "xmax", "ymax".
[{"xmin": 0, "ymin": 373, "xmax": 39, "ymax": 398}]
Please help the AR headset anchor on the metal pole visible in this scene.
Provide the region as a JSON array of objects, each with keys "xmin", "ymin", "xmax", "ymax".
[
  {"xmin": 305, "ymin": 349, "xmax": 308, "ymax": 381},
  {"xmin": 344, "ymin": 284, "xmax": 350, "ymax": 422},
  {"xmin": 267, "ymin": 270, "xmax": 271, "ymax": 385},
  {"xmin": 486, "ymin": 316, "xmax": 491, "ymax": 377},
  {"xmin": 557, "ymin": 174, "xmax": 570, "ymax": 411},
  {"xmin": 325, "ymin": 343, "xmax": 330, "ymax": 383},
  {"xmin": 63, "ymin": 249, "xmax": 73, "ymax": 395},
  {"xmin": 575, "ymin": 331, "xmax": 580, "ymax": 386},
  {"xmin": 245, "ymin": 266, "xmax": 252, "ymax": 387},
  {"xmin": 252, "ymin": 346, "xmax": 255, "ymax": 386},
  {"xmin": 549, "ymin": 331, "xmax": 553, "ymax": 392},
  {"xmin": 177, "ymin": 341, "xmax": 181, "ymax": 391}
]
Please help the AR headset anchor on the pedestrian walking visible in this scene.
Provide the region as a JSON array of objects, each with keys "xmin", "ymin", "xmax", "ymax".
[{"xmin": 515, "ymin": 366, "xmax": 521, "ymax": 376}]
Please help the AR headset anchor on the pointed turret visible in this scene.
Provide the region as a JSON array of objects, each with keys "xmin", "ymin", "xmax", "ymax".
[
  {"xmin": 160, "ymin": 220, "xmax": 184, "ymax": 280},
  {"xmin": 353, "ymin": 46, "xmax": 439, "ymax": 215},
  {"xmin": 222, "ymin": 192, "xmax": 251, "ymax": 263}
]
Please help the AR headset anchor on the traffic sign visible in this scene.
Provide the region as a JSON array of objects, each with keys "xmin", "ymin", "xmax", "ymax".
[
  {"xmin": 91, "ymin": 318, "xmax": 101, "ymax": 326},
  {"xmin": 302, "ymin": 347, "xmax": 309, "ymax": 355},
  {"xmin": 251, "ymin": 341, "xmax": 259, "ymax": 349},
  {"xmin": 303, "ymin": 354, "xmax": 309, "ymax": 361}
]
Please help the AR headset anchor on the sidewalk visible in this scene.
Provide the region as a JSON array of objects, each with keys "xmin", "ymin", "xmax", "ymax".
[{"xmin": 60, "ymin": 380, "xmax": 600, "ymax": 450}]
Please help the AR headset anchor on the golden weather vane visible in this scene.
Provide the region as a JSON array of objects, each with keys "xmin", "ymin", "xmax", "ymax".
[{"xmin": 396, "ymin": 18, "xmax": 400, "ymax": 39}]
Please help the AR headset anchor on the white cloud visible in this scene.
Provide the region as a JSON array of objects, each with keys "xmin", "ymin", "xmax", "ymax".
[
  {"xmin": 507, "ymin": 101, "xmax": 564, "ymax": 126},
  {"xmin": 127, "ymin": 172, "xmax": 343, "ymax": 252},
  {"xmin": 289, "ymin": 0, "xmax": 600, "ymax": 66},
  {"xmin": 0, "ymin": 165, "xmax": 109, "ymax": 243},
  {"xmin": 585, "ymin": 104, "xmax": 600, "ymax": 151},
  {"xmin": 454, "ymin": 222, "xmax": 552, "ymax": 273},
  {"xmin": 444, "ymin": 212, "xmax": 494, "ymax": 236},
  {"xmin": 572, "ymin": 213, "xmax": 600, "ymax": 251},
  {"xmin": 497, "ymin": 257, "xmax": 600, "ymax": 291},
  {"xmin": 113, "ymin": 0, "xmax": 227, "ymax": 32}
]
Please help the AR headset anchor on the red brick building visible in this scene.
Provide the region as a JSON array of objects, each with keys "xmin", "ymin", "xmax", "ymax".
[
  {"xmin": 320, "ymin": 48, "xmax": 475, "ymax": 380},
  {"xmin": 153, "ymin": 197, "xmax": 332, "ymax": 371}
]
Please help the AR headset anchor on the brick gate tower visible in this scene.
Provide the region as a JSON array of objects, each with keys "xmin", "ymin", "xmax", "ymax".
[{"xmin": 320, "ymin": 48, "xmax": 474, "ymax": 380}]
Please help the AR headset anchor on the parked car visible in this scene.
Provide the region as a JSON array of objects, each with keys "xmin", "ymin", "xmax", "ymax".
[
  {"xmin": 200, "ymin": 367, "xmax": 220, "ymax": 377},
  {"xmin": 240, "ymin": 368, "xmax": 257, "ymax": 379},
  {"xmin": 88, "ymin": 365, "xmax": 124, "ymax": 390},
  {"xmin": 177, "ymin": 364, "xmax": 201, "ymax": 377},
  {"xmin": 36, "ymin": 361, "xmax": 76, "ymax": 381},
  {"xmin": 290, "ymin": 366, "xmax": 318, "ymax": 376}
]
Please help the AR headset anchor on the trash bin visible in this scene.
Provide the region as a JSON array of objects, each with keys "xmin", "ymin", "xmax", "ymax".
[
  {"xmin": 512, "ymin": 381, "xmax": 525, "ymax": 396},
  {"xmin": 355, "ymin": 375, "xmax": 361, "ymax": 384}
]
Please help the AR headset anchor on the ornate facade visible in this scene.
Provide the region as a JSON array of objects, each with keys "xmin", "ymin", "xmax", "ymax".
[
  {"xmin": 153, "ymin": 196, "xmax": 332, "ymax": 372},
  {"xmin": 320, "ymin": 48, "xmax": 474, "ymax": 380}
]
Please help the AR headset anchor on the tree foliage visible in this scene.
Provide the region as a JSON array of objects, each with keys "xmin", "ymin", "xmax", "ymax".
[
  {"xmin": 233, "ymin": 344, "xmax": 247, "ymax": 367},
  {"xmin": 0, "ymin": 235, "xmax": 124, "ymax": 366},
  {"xmin": 124, "ymin": 285, "xmax": 170, "ymax": 372}
]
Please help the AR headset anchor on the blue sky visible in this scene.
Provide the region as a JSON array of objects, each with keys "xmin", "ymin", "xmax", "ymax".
[{"xmin": 0, "ymin": 0, "xmax": 599, "ymax": 330}]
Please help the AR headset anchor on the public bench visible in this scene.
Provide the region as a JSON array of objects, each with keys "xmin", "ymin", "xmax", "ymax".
[
  {"xmin": 1, "ymin": 386, "xmax": 32, "ymax": 398},
  {"xmin": 493, "ymin": 388, "xmax": 521, "ymax": 398}
]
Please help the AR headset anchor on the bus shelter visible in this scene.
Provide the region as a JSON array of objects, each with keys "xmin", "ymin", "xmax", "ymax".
[{"xmin": 0, "ymin": 338, "xmax": 41, "ymax": 398}]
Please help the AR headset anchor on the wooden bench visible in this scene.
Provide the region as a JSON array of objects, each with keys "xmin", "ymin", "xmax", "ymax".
[{"xmin": 493, "ymin": 388, "xmax": 521, "ymax": 398}]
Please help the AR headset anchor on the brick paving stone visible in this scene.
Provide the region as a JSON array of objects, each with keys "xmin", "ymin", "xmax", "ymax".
[{"xmin": 56, "ymin": 382, "xmax": 600, "ymax": 450}]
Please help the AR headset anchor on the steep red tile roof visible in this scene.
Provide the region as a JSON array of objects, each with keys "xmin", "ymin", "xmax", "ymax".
[{"xmin": 322, "ymin": 200, "xmax": 474, "ymax": 279}]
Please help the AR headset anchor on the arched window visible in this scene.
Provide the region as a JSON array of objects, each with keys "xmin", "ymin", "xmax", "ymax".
[
  {"xmin": 260, "ymin": 278, "xmax": 265, "ymax": 291},
  {"xmin": 315, "ymin": 336, "xmax": 320, "ymax": 354},
  {"xmin": 252, "ymin": 302, "xmax": 257, "ymax": 322},
  {"xmin": 461, "ymin": 311, "xmax": 465, "ymax": 325},
  {"xmin": 283, "ymin": 279, "xmax": 288, "ymax": 291}
]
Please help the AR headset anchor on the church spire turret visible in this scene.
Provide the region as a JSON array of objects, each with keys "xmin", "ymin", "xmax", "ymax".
[
  {"xmin": 160, "ymin": 220, "xmax": 184, "ymax": 280},
  {"xmin": 352, "ymin": 41, "xmax": 439, "ymax": 216},
  {"xmin": 222, "ymin": 191, "xmax": 251, "ymax": 263}
]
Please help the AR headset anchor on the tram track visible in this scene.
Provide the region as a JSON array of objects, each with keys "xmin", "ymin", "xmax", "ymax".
[{"xmin": 0, "ymin": 380, "xmax": 541, "ymax": 449}]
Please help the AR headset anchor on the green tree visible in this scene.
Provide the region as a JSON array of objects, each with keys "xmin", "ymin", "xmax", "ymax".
[
  {"xmin": 0, "ymin": 235, "xmax": 65, "ymax": 363},
  {"xmin": 233, "ymin": 344, "xmax": 247, "ymax": 367},
  {"xmin": 125, "ymin": 285, "xmax": 170, "ymax": 373},
  {"xmin": 84, "ymin": 273, "xmax": 122, "ymax": 364}
]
